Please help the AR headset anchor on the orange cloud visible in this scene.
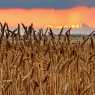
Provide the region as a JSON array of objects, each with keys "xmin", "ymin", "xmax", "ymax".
[{"xmin": 0, "ymin": 6, "xmax": 95, "ymax": 28}]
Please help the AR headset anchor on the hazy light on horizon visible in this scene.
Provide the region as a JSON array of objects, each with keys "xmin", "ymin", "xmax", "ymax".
[{"xmin": 0, "ymin": 6, "xmax": 95, "ymax": 28}]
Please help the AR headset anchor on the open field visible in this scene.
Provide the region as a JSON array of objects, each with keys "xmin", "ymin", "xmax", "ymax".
[{"xmin": 0, "ymin": 23, "xmax": 95, "ymax": 95}]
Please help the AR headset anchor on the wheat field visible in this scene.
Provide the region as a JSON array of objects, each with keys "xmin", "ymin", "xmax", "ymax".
[{"xmin": 0, "ymin": 23, "xmax": 95, "ymax": 95}]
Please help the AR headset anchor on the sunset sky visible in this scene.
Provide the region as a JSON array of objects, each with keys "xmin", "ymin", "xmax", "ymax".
[{"xmin": 0, "ymin": 0, "xmax": 95, "ymax": 28}]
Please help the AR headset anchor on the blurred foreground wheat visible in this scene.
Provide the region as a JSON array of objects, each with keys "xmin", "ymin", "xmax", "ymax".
[{"xmin": 0, "ymin": 23, "xmax": 95, "ymax": 95}]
